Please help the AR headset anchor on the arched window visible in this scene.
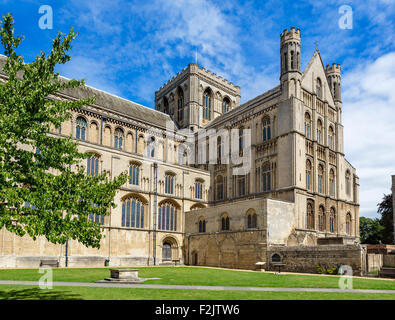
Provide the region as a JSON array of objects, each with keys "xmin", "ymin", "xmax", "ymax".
[
  {"xmin": 76, "ymin": 117, "xmax": 87, "ymax": 140},
  {"xmin": 217, "ymin": 136, "xmax": 222, "ymax": 163},
  {"xmin": 290, "ymin": 50, "xmax": 295, "ymax": 69},
  {"xmin": 195, "ymin": 180, "xmax": 203, "ymax": 199},
  {"xmin": 222, "ymin": 97, "xmax": 230, "ymax": 114},
  {"xmin": 247, "ymin": 210, "xmax": 257, "ymax": 229},
  {"xmin": 198, "ymin": 217, "xmax": 206, "ymax": 233},
  {"xmin": 163, "ymin": 97, "xmax": 169, "ymax": 114},
  {"xmin": 316, "ymin": 78, "xmax": 322, "ymax": 99},
  {"xmin": 262, "ymin": 163, "xmax": 271, "ymax": 192},
  {"xmin": 121, "ymin": 197, "xmax": 145, "ymax": 229},
  {"xmin": 239, "ymin": 127, "xmax": 244, "ymax": 152},
  {"xmin": 329, "ymin": 169, "xmax": 335, "ymax": 197},
  {"xmin": 328, "ymin": 126, "xmax": 335, "ymax": 149},
  {"xmin": 318, "ymin": 206, "xmax": 326, "ymax": 231},
  {"xmin": 158, "ymin": 202, "xmax": 178, "ymax": 231},
  {"xmin": 238, "ymin": 175, "xmax": 246, "ymax": 196},
  {"xmin": 216, "ymin": 175, "xmax": 224, "ymax": 200},
  {"xmin": 317, "ymin": 119, "xmax": 323, "ymax": 144},
  {"xmin": 318, "ymin": 164, "xmax": 324, "ymax": 194},
  {"xmin": 304, "ymin": 113, "xmax": 311, "ymax": 139},
  {"xmin": 114, "ymin": 128, "xmax": 124, "ymax": 150},
  {"xmin": 203, "ymin": 89, "xmax": 212, "ymax": 120},
  {"xmin": 307, "ymin": 202, "xmax": 314, "ymax": 229},
  {"xmin": 284, "ymin": 52, "xmax": 288, "ymax": 72},
  {"xmin": 147, "ymin": 137, "xmax": 155, "ymax": 158},
  {"xmin": 221, "ymin": 214, "xmax": 230, "ymax": 231},
  {"xmin": 329, "ymin": 207, "xmax": 336, "ymax": 233},
  {"xmin": 346, "ymin": 213, "xmax": 352, "ymax": 235},
  {"xmin": 345, "ymin": 170, "xmax": 351, "ymax": 196},
  {"xmin": 177, "ymin": 87, "xmax": 184, "ymax": 122},
  {"xmin": 306, "ymin": 160, "xmax": 312, "ymax": 191},
  {"xmin": 129, "ymin": 163, "xmax": 140, "ymax": 185},
  {"xmin": 165, "ymin": 173, "xmax": 174, "ymax": 194},
  {"xmin": 262, "ymin": 117, "xmax": 271, "ymax": 142},
  {"xmin": 87, "ymin": 154, "xmax": 99, "ymax": 176}
]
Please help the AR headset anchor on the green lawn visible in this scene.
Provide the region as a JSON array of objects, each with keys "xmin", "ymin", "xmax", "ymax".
[
  {"xmin": 0, "ymin": 266, "xmax": 394, "ymax": 291},
  {"xmin": 0, "ymin": 285, "xmax": 394, "ymax": 300}
]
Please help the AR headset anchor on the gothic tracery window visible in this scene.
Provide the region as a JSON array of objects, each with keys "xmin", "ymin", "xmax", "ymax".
[
  {"xmin": 262, "ymin": 117, "xmax": 271, "ymax": 142},
  {"xmin": 76, "ymin": 116, "xmax": 87, "ymax": 140},
  {"xmin": 318, "ymin": 205, "xmax": 326, "ymax": 231},
  {"xmin": 203, "ymin": 88, "xmax": 212, "ymax": 120},
  {"xmin": 114, "ymin": 128, "xmax": 124, "ymax": 150},
  {"xmin": 121, "ymin": 197, "xmax": 145, "ymax": 229},
  {"xmin": 158, "ymin": 201, "xmax": 177, "ymax": 231}
]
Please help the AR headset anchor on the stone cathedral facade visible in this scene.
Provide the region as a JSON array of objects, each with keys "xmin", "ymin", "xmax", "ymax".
[{"xmin": 0, "ymin": 27, "xmax": 364, "ymax": 274}]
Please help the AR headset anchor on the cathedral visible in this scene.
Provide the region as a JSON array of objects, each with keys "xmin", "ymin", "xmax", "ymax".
[{"xmin": 0, "ymin": 27, "xmax": 364, "ymax": 274}]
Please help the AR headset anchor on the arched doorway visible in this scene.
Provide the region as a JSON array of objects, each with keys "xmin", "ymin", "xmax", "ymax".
[{"xmin": 162, "ymin": 242, "xmax": 172, "ymax": 261}]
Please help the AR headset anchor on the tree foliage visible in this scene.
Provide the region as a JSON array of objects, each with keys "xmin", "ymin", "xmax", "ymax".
[
  {"xmin": 377, "ymin": 193, "xmax": 394, "ymax": 244},
  {"xmin": 359, "ymin": 217, "xmax": 384, "ymax": 244},
  {"xmin": 0, "ymin": 13, "xmax": 127, "ymax": 248}
]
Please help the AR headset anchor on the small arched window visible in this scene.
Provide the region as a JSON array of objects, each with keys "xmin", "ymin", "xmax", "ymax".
[
  {"xmin": 148, "ymin": 137, "xmax": 155, "ymax": 158},
  {"xmin": 195, "ymin": 180, "xmax": 203, "ymax": 199},
  {"xmin": 239, "ymin": 127, "xmax": 244, "ymax": 152},
  {"xmin": 318, "ymin": 205, "xmax": 326, "ymax": 231},
  {"xmin": 317, "ymin": 119, "xmax": 323, "ymax": 144},
  {"xmin": 247, "ymin": 210, "xmax": 257, "ymax": 229},
  {"xmin": 306, "ymin": 160, "xmax": 312, "ymax": 191},
  {"xmin": 316, "ymin": 78, "xmax": 322, "ymax": 99},
  {"xmin": 129, "ymin": 163, "xmax": 140, "ymax": 185},
  {"xmin": 304, "ymin": 113, "xmax": 311, "ymax": 139},
  {"xmin": 222, "ymin": 97, "xmax": 230, "ymax": 114},
  {"xmin": 76, "ymin": 117, "xmax": 87, "ymax": 140},
  {"xmin": 329, "ymin": 207, "xmax": 336, "ymax": 233},
  {"xmin": 346, "ymin": 212, "xmax": 352, "ymax": 235},
  {"xmin": 165, "ymin": 173, "xmax": 175, "ymax": 194},
  {"xmin": 121, "ymin": 197, "xmax": 145, "ymax": 229},
  {"xmin": 262, "ymin": 117, "xmax": 271, "ymax": 142},
  {"xmin": 198, "ymin": 217, "xmax": 206, "ymax": 233},
  {"xmin": 203, "ymin": 89, "xmax": 212, "ymax": 120},
  {"xmin": 221, "ymin": 214, "xmax": 230, "ymax": 231},
  {"xmin": 318, "ymin": 164, "xmax": 324, "ymax": 194},
  {"xmin": 114, "ymin": 128, "xmax": 124, "ymax": 150},
  {"xmin": 177, "ymin": 87, "xmax": 184, "ymax": 122},
  {"xmin": 290, "ymin": 50, "xmax": 295, "ymax": 69},
  {"xmin": 262, "ymin": 163, "xmax": 271, "ymax": 192},
  {"xmin": 216, "ymin": 175, "xmax": 224, "ymax": 200},
  {"xmin": 87, "ymin": 154, "xmax": 99, "ymax": 176},
  {"xmin": 345, "ymin": 170, "xmax": 351, "ymax": 196},
  {"xmin": 158, "ymin": 201, "xmax": 178, "ymax": 231},
  {"xmin": 307, "ymin": 202, "xmax": 314, "ymax": 229},
  {"xmin": 329, "ymin": 169, "xmax": 335, "ymax": 197},
  {"xmin": 328, "ymin": 126, "xmax": 335, "ymax": 149}
]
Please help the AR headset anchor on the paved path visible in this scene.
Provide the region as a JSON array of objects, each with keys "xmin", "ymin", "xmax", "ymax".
[{"xmin": 0, "ymin": 280, "xmax": 394, "ymax": 294}]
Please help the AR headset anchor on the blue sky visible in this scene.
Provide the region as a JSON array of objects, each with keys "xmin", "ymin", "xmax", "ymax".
[{"xmin": 1, "ymin": 0, "xmax": 395, "ymax": 218}]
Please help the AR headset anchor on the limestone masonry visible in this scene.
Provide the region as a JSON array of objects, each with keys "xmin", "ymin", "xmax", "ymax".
[{"xmin": 0, "ymin": 27, "xmax": 364, "ymax": 274}]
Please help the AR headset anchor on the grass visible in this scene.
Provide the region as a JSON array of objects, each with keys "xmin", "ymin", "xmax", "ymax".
[
  {"xmin": 0, "ymin": 285, "xmax": 394, "ymax": 300},
  {"xmin": 0, "ymin": 266, "xmax": 394, "ymax": 291}
]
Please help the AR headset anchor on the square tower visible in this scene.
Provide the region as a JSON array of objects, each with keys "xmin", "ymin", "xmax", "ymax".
[{"xmin": 155, "ymin": 63, "xmax": 241, "ymax": 131}]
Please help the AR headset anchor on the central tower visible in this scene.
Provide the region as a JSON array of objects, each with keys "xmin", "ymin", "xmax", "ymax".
[{"xmin": 155, "ymin": 63, "xmax": 241, "ymax": 131}]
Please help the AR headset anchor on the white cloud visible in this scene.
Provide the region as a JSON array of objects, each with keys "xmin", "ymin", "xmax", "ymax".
[{"xmin": 342, "ymin": 51, "xmax": 395, "ymax": 218}]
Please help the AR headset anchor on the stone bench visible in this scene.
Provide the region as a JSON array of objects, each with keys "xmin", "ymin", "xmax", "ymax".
[
  {"xmin": 40, "ymin": 260, "xmax": 59, "ymax": 268},
  {"xmin": 255, "ymin": 262, "xmax": 266, "ymax": 271}
]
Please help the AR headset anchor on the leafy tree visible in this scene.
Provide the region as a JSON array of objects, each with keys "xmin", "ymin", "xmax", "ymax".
[
  {"xmin": 377, "ymin": 193, "xmax": 394, "ymax": 244},
  {"xmin": 0, "ymin": 13, "xmax": 127, "ymax": 248},
  {"xmin": 359, "ymin": 216, "xmax": 384, "ymax": 244}
]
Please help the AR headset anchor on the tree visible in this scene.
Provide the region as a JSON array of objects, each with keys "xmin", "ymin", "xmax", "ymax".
[
  {"xmin": 0, "ymin": 13, "xmax": 127, "ymax": 248},
  {"xmin": 377, "ymin": 193, "xmax": 394, "ymax": 244},
  {"xmin": 359, "ymin": 217, "xmax": 384, "ymax": 244}
]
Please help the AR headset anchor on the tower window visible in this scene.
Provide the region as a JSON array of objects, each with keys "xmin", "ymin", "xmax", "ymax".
[{"xmin": 203, "ymin": 89, "xmax": 212, "ymax": 120}]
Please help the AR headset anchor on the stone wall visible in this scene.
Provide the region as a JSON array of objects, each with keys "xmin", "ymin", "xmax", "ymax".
[
  {"xmin": 367, "ymin": 254, "xmax": 383, "ymax": 272},
  {"xmin": 383, "ymin": 254, "xmax": 395, "ymax": 267},
  {"xmin": 267, "ymin": 244, "xmax": 366, "ymax": 276},
  {"xmin": 184, "ymin": 230, "xmax": 267, "ymax": 270}
]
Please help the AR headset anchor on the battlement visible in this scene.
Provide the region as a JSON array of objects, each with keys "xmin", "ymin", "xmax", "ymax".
[
  {"xmin": 280, "ymin": 27, "xmax": 301, "ymax": 43},
  {"xmin": 326, "ymin": 63, "xmax": 341, "ymax": 74},
  {"xmin": 155, "ymin": 62, "xmax": 240, "ymax": 96}
]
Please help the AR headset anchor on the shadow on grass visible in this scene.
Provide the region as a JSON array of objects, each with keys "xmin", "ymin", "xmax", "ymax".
[{"xmin": 0, "ymin": 288, "xmax": 82, "ymax": 300}]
